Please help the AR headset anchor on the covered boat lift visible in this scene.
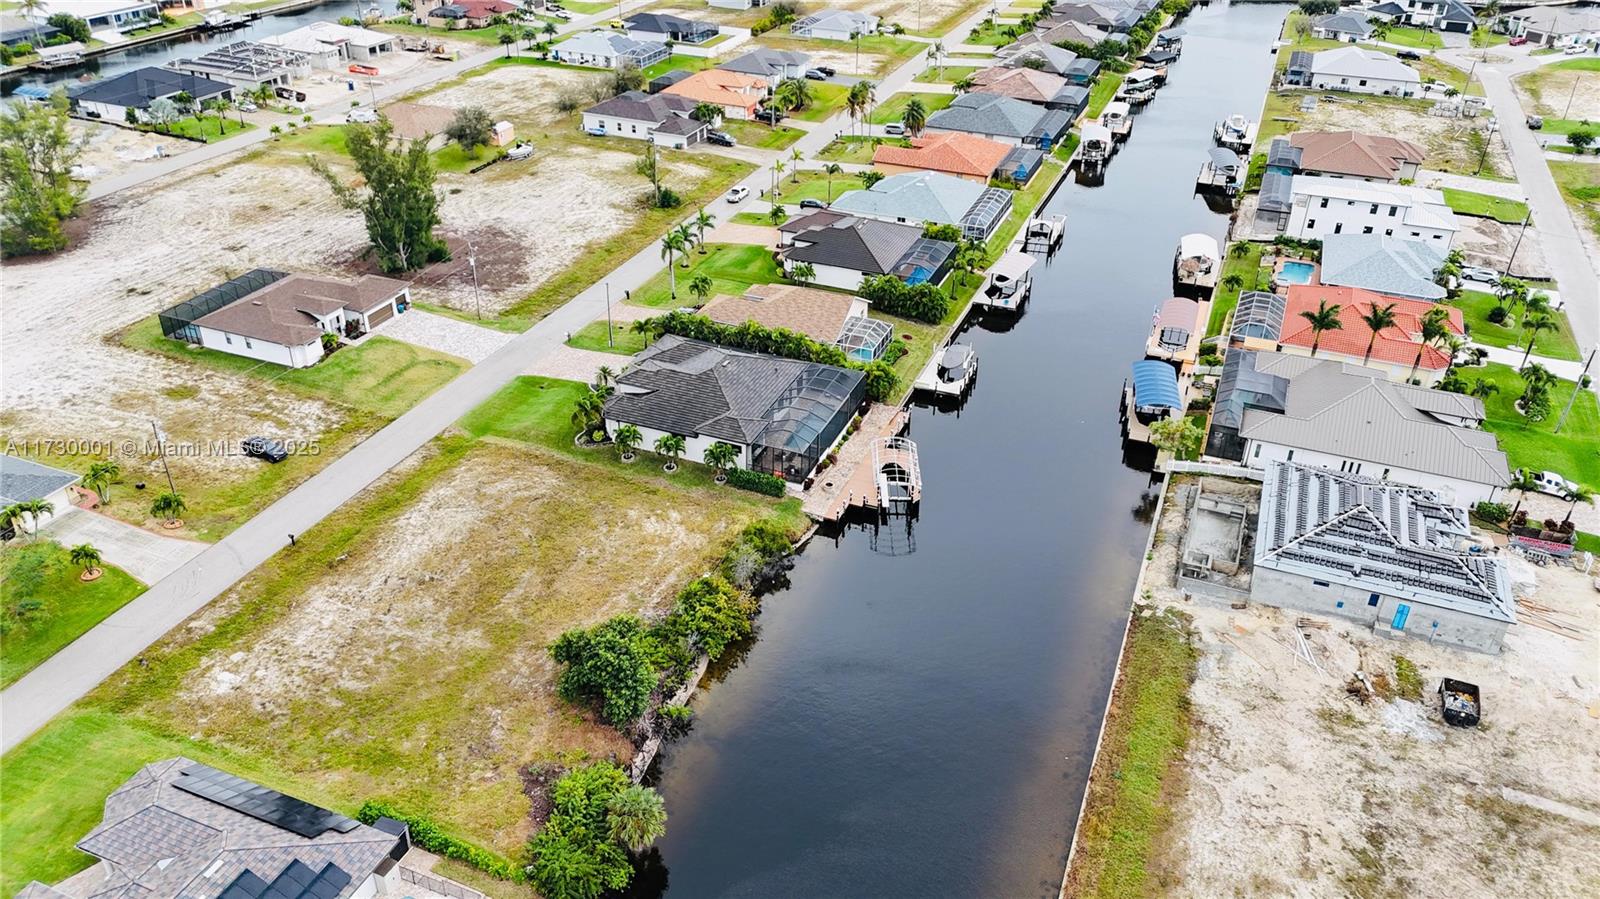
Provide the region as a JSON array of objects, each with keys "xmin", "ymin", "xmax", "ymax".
[
  {"xmin": 1080, "ymin": 121, "xmax": 1114, "ymax": 170},
  {"xmin": 1121, "ymin": 359, "xmax": 1184, "ymax": 443},
  {"xmin": 1197, "ymin": 146, "xmax": 1243, "ymax": 195},
  {"xmin": 977, "ymin": 250, "xmax": 1037, "ymax": 310},
  {"xmin": 1173, "ymin": 232, "xmax": 1221, "ymax": 296}
]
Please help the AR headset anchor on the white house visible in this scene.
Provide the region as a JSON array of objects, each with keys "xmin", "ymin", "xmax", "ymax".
[
  {"xmin": 708, "ymin": 0, "xmax": 769, "ymax": 9},
  {"xmin": 159, "ymin": 270, "xmax": 409, "ymax": 369},
  {"xmin": 552, "ymin": 30, "xmax": 669, "ymax": 69},
  {"xmin": 1307, "ymin": 46, "xmax": 1421, "ymax": 97},
  {"xmin": 1501, "ymin": 8, "xmax": 1600, "ymax": 49},
  {"xmin": 1283, "ymin": 174, "xmax": 1458, "ymax": 246},
  {"xmin": 262, "ymin": 21, "xmax": 396, "ymax": 68},
  {"xmin": 37, "ymin": 0, "xmax": 159, "ymax": 33},
  {"xmin": 790, "ymin": 9, "xmax": 879, "ymax": 41},
  {"xmin": 0, "ymin": 455, "xmax": 79, "ymax": 535},
  {"xmin": 581, "ymin": 90, "xmax": 708, "ymax": 148},
  {"xmin": 1311, "ymin": 11, "xmax": 1373, "ymax": 42}
]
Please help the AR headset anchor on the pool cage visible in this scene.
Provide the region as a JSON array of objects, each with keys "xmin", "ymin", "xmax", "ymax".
[
  {"xmin": 893, "ymin": 238, "xmax": 955, "ymax": 286},
  {"xmin": 836, "ymin": 315, "xmax": 894, "ymax": 362},
  {"xmin": 1229, "ymin": 290, "xmax": 1287, "ymax": 345},
  {"xmin": 157, "ymin": 269, "xmax": 288, "ymax": 343},
  {"xmin": 960, "ymin": 188, "xmax": 1014, "ymax": 241},
  {"xmin": 752, "ymin": 365, "xmax": 867, "ymax": 482}
]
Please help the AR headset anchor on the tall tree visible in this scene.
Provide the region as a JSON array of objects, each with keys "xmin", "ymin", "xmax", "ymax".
[
  {"xmin": 444, "ymin": 106, "xmax": 494, "ymax": 157},
  {"xmin": 1562, "ymin": 484, "xmax": 1594, "ymax": 526},
  {"xmin": 310, "ymin": 117, "xmax": 446, "ymax": 273},
  {"xmin": 1358, "ymin": 301, "xmax": 1398, "ymax": 365},
  {"xmin": 822, "ymin": 162, "xmax": 843, "ymax": 203},
  {"xmin": 1518, "ymin": 313, "xmax": 1556, "ymax": 369},
  {"xmin": 693, "ymin": 207, "xmax": 715, "ymax": 252},
  {"xmin": 1410, "ymin": 306, "xmax": 1452, "ymax": 383},
  {"xmin": 83, "ymin": 459, "xmax": 121, "ymax": 503},
  {"xmin": 1506, "ymin": 468, "xmax": 1538, "ymax": 520},
  {"xmin": 1298, "ymin": 299, "xmax": 1342, "ymax": 358},
  {"xmin": 1, "ymin": 92, "xmax": 82, "ymax": 257},
  {"xmin": 901, "ymin": 98, "xmax": 928, "ymax": 137},
  {"xmin": 659, "ymin": 232, "xmax": 688, "ymax": 296}
]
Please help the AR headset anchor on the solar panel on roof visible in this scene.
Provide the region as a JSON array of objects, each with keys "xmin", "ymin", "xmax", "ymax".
[{"xmin": 175, "ymin": 764, "xmax": 360, "ymax": 839}]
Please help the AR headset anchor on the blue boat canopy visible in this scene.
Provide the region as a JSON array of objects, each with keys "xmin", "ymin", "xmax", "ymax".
[
  {"xmin": 10, "ymin": 85, "xmax": 52, "ymax": 101},
  {"xmin": 1131, "ymin": 360, "xmax": 1182, "ymax": 410}
]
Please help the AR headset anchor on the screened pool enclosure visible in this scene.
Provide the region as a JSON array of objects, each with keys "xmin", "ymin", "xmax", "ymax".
[{"xmin": 753, "ymin": 365, "xmax": 868, "ymax": 482}]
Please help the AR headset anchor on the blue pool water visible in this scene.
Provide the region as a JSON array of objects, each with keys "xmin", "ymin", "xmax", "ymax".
[{"xmin": 1280, "ymin": 261, "xmax": 1316, "ymax": 284}]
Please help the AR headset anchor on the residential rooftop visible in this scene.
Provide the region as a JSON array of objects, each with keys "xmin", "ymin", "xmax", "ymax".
[
  {"xmin": 1318, "ymin": 234, "xmax": 1446, "ymax": 301},
  {"xmin": 1279, "ymin": 285, "xmax": 1463, "ymax": 370},
  {"xmin": 1289, "ymin": 130, "xmax": 1426, "ymax": 181}
]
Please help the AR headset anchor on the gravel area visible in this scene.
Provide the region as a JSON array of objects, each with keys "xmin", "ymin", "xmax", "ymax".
[
  {"xmin": 373, "ymin": 309, "xmax": 514, "ymax": 363},
  {"xmin": 523, "ymin": 344, "xmax": 618, "ymax": 383}
]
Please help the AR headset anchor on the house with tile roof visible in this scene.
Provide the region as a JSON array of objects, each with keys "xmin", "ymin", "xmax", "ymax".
[
  {"xmin": 1306, "ymin": 46, "xmax": 1421, "ymax": 96},
  {"xmin": 700, "ymin": 284, "xmax": 893, "ymax": 361},
  {"xmin": 1250, "ymin": 461, "xmax": 1514, "ymax": 653},
  {"xmin": 15, "ymin": 757, "xmax": 460, "ymax": 899},
  {"xmin": 662, "ymin": 67, "xmax": 768, "ymax": 119},
  {"xmin": 419, "ymin": 0, "xmax": 517, "ymax": 29},
  {"xmin": 828, "ymin": 170, "xmax": 1015, "ymax": 241},
  {"xmin": 552, "ymin": 30, "xmax": 669, "ymax": 69},
  {"xmin": 582, "ymin": 89, "xmax": 706, "ymax": 146},
  {"xmin": 924, "ymin": 92, "xmax": 1073, "ymax": 148},
  {"xmin": 1286, "ymin": 131, "xmax": 1425, "ymax": 182},
  {"xmin": 1223, "ymin": 350, "xmax": 1509, "ymax": 504},
  {"xmin": 968, "ymin": 66, "xmax": 1089, "ymax": 115},
  {"xmin": 1311, "ymin": 11, "xmax": 1374, "ymax": 41},
  {"xmin": 1277, "ymin": 285, "xmax": 1463, "ymax": 384},
  {"xmin": 604, "ymin": 336, "xmax": 866, "ymax": 482},
  {"xmin": 871, "ymin": 131, "xmax": 1014, "ymax": 183},
  {"xmin": 779, "ymin": 212, "xmax": 956, "ymax": 290},
  {"xmin": 1285, "ymin": 175, "xmax": 1458, "ymax": 246},
  {"xmin": 790, "ymin": 9, "xmax": 879, "ymax": 41},
  {"xmin": 1318, "ymin": 234, "xmax": 1447, "ymax": 301}
]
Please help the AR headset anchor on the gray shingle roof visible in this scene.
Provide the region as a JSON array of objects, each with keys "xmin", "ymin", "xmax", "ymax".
[
  {"xmin": 717, "ymin": 47, "xmax": 810, "ymax": 78},
  {"xmin": 1313, "ymin": 11, "xmax": 1374, "ymax": 36},
  {"xmin": 75, "ymin": 67, "xmax": 232, "ymax": 110},
  {"xmin": 1240, "ymin": 359, "xmax": 1509, "ymax": 487},
  {"xmin": 782, "ymin": 215, "xmax": 953, "ymax": 275},
  {"xmin": 926, "ymin": 93, "xmax": 1068, "ymax": 141},
  {"xmin": 829, "ymin": 171, "xmax": 987, "ymax": 226},
  {"xmin": 586, "ymin": 89, "xmax": 696, "ymax": 123},
  {"xmin": 999, "ymin": 42, "xmax": 1078, "ymax": 75},
  {"xmin": 0, "ymin": 455, "xmax": 79, "ymax": 505},
  {"xmin": 1319, "ymin": 234, "xmax": 1447, "ymax": 301},
  {"xmin": 1256, "ymin": 461, "xmax": 1515, "ymax": 621}
]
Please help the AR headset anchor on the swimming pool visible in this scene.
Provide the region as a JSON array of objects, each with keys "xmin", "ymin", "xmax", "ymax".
[{"xmin": 1279, "ymin": 261, "xmax": 1316, "ymax": 285}]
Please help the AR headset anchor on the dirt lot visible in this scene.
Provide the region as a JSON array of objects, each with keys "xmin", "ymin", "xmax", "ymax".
[
  {"xmin": 1268, "ymin": 93, "xmax": 1513, "ymax": 179},
  {"xmin": 1454, "ymin": 214, "xmax": 1551, "ymax": 278},
  {"xmin": 1514, "ymin": 64, "xmax": 1600, "ymax": 121},
  {"xmin": 69, "ymin": 120, "xmax": 201, "ymax": 183},
  {"xmin": 1143, "ymin": 476, "xmax": 1600, "ymax": 899}
]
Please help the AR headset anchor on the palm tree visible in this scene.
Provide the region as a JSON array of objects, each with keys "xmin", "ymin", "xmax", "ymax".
[
  {"xmin": 791, "ymin": 262, "xmax": 816, "ymax": 286},
  {"xmin": 930, "ymin": 40, "xmax": 945, "ymax": 78},
  {"xmin": 83, "ymin": 459, "xmax": 122, "ymax": 503},
  {"xmin": 572, "ymin": 391, "xmax": 605, "ymax": 432},
  {"xmin": 614, "ymin": 424, "xmax": 642, "ymax": 461},
  {"xmin": 902, "ymin": 98, "xmax": 928, "ymax": 137},
  {"xmin": 822, "ymin": 163, "xmax": 843, "ymax": 203},
  {"xmin": 498, "ymin": 26, "xmax": 516, "ymax": 56},
  {"xmin": 151, "ymin": 491, "xmax": 186, "ymax": 526},
  {"xmin": 1506, "ymin": 468, "xmax": 1539, "ymax": 521},
  {"xmin": 595, "ymin": 365, "xmax": 616, "ymax": 389},
  {"xmin": 606, "ymin": 785, "xmax": 668, "ymax": 852},
  {"xmin": 173, "ymin": 90, "xmax": 198, "ymax": 124},
  {"xmin": 70, "ymin": 543, "xmax": 103, "ymax": 580},
  {"xmin": 789, "ymin": 147, "xmax": 803, "ymax": 182},
  {"xmin": 1229, "ymin": 241, "xmax": 1252, "ymax": 259},
  {"xmin": 660, "ymin": 232, "xmax": 687, "ymax": 297},
  {"xmin": 688, "ymin": 272, "xmax": 713, "ymax": 305},
  {"xmin": 846, "ymin": 80, "xmax": 876, "ymax": 137},
  {"xmin": 693, "ymin": 207, "xmax": 716, "ymax": 252},
  {"xmin": 0, "ymin": 503, "xmax": 23, "ymax": 539},
  {"xmin": 1410, "ymin": 306, "xmax": 1452, "ymax": 383},
  {"xmin": 1562, "ymin": 484, "xmax": 1594, "ymax": 525},
  {"xmin": 521, "ymin": 25, "xmax": 537, "ymax": 49},
  {"xmin": 17, "ymin": 0, "xmax": 45, "ymax": 44},
  {"xmin": 775, "ymin": 77, "xmax": 813, "ymax": 112},
  {"xmin": 542, "ymin": 20, "xmax": 557, "ymax": 42},
  {"xmin": 1468, "ymin": 377, "xmax": 1499, "ymax": 400},
  {"xmin": 953, "ymin": 75, "xmax": 975, "ymax": 93},
  {"xmin": 691, "ymin": 102, "xmax": 720, "ymax": 124},
  {"xmin": 1298, "ymin": 299, "xmax": 1343, "ymax": 358},
  {"xmin": 768, "ymin": 203, "xmax": 787, "ymax": 226},
  {"xmin": 15, "ymin": 498, "xmax": 52, "ymax": 540},
  {"xmin": 673, "ymin": 224, "xmax": 695, "ymax": 266},
  {"xmin": 1518, "ymin": 313, "xmax": 1556, "ymax": 369},
  {"xmin": 1220, "ymin": 272, "xmax": 1245, "ymax": 293},
  {"xmin": 773, "ymin": 158, "xmax": 786, "ymax": 187},
  {"xmin": 1358, "ymin": 302, "xmax": 1398, "ymax": 366},
  {"xmin": 703, "ymin": 441, "xmax": 738, "ymax": 482},
  {"xmin": 654, "ymin": 433, "xmax": 686, "ymax": 472}
]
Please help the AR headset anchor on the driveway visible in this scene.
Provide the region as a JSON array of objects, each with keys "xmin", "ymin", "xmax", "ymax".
[
  {"xmin": 373, "ymin": 309, "xmax": 514, "ymax": 364},
  {"xmin": 41, "ymin": 508, "xmax": 206, "ymax": 586}
]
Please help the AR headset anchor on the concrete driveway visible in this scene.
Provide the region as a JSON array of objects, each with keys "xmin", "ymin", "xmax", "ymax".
[{"xmin": 41, "ymin": 508, "xmax": 206, "ymax": 586}]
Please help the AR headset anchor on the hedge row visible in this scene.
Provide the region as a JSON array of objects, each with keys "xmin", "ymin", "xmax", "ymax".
[
  {"xmin": 725, "ymin": 466, "xmax": 787, "ymax": 496},
  {"xmin": 356, "ymin": 801, "xmax": 525, "ymax": 882}
]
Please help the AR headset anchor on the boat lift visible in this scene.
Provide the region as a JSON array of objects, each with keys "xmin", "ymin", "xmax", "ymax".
[
  {"xmin": 871, "ymin": 436, "xmax": 922, "ymax": 510},
  {"xmin": 975, "ymin": 250, "xmax": 1037, "ymax": 310}
]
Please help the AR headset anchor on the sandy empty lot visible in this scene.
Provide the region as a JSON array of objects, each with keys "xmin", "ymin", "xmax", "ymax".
[
  {"xmin": 1143, "ymin": 475, "xmax": 1600, "ymax": 899},
  {"xmin": 1276, "ymin": 95, "xmax": 1513, "ymax": 179},
  {"xmin": 1515, "ymin": 64, "xmax": 1600, "ymax": 121}
]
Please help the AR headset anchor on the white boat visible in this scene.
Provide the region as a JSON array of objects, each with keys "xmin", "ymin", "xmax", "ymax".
[
  {"xmin": 1101, "ymin": 101, "xmax": 1133, "ymax": 140},
  {"xmin": 201, "ymin": 10, "xmax": 246, "ymax": 30},
  {"xmin": 1080, "ymin": 122, "xmax": 1113, "ymax": 167},
  {"xmin": 977, "ymin": 251, "xmax": 1037, "ymax": 310},
  {"xmin": 1174, "ymin": 233, "xmax": 1221, "ymax": 294},
  {"xmin": 1022, "ymin": 214, "xmax": 1064, "ymax": 252},
  {"xmin": 1213, "ymin": 113, "xmax": 1257, "ymax": 152},
  {"xmin": 1117, "ymin": 69, "xmax": 1160, "ymax": 102},
  {"xmin": 914, "ymin": 343, "xmax": 978, "ymax": 395}
]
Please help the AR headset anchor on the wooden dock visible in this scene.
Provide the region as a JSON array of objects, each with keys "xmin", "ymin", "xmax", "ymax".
[{"xmin": 801, "ymin": 405, "xmax": 908, "ymax": 522}]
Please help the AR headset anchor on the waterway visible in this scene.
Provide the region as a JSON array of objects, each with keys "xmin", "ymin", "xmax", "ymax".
[
  {"xmin": 1, "ymin": 0, "xmax": 402, "ymax": 96},
  {"xmin": 643, "ymin": 3, "xmax": 1288, "ymax": 896}
]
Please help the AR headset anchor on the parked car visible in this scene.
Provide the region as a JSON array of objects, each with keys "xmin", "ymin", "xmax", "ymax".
[
  {"xmin": 585, "ymin": 126, "xmax": 607, "ymax": 136},
  {"xmin": 1460, "ymin": 266, "xmax": 1500, "ymax": 283},
  {"xmin": 726, "ymin": 185, "xmax": 750, "ymax": 203},
  {"xmin": 1396, "ymin": 50, "xmax": 1422, "ymax": 61},
  {"xmin": 882, "ymin": 122, "xmax": 906, "ymax": 136},
  {"xmin": 816, "ymin": 65, "xmax": 836, "ymax": 76},
  {"xmin": 346, "ymin": 107, "xmax": 378, "ymax": 124},
  {"xmin": 1508, "ymin": 36, "xmax": 1527, "ymax": 46},
  {"xmin": 1527, "ymin": 114, "xmax": 1544, "ymax": 130},
  {"xmin": 609, "ymin": 18, "xmax": 625, "ymax": 28},
  {"xmin": 551, "ymin": 9, "xmax": 570, "ymax": 18},
  {"xmin": 505, "ymin": 141, "xmax": 534, "ymax": 160},
  {"xmin": 237, "ymin": 100, "xmax": 258, "ymax": 113},
  {"xmin": 754, "ymin": 108, "xmax": 785, "ymax": 124},
  {"xmin": 799, "ymin": 198, "xmax": 826, "ymax": 209},
  {"xmin": 1565, "ymin": 44, "xmax": 1588, "ymax": 55},
  {"xmin": 707, "ymin": 130, "xmax": 736, "ymax": 147},
  {"xmin": 1531, "ymin": 470, "xmax": 1577, "ymax": 496},
  {"xmin": 804, "ymin": 68, "xmax": 828, "ymax": 80},
  {"xmin": 242, "ymin": 437, "xmax": 288, "ymax": 463}
]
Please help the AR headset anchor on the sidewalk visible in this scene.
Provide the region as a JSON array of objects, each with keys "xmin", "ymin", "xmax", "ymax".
[{"xmin": 1470, "ymin": 342, "xmax": 1593, "ymax": 383}]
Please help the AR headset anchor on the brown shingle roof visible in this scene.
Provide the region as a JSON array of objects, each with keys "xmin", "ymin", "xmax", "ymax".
[
  {"xmin": 968, "ymin": 66, "xmax": 1070, "ymax": 104},
  {"xmin": 191, "ymin": 273, "xmax": 408, "ymax": 346},
  {"xmin": 872, "ymin": 131, "xmax": 1011, "ymax": 178},
  {"xmin": 1289, "ymin": 130, "xmax": 1426, "ymax": 181},
  {"xmin": 699, "ymin": 284, "xmax": 860, "ymax": 343}
]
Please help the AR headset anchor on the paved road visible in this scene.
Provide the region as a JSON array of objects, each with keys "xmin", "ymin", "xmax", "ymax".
[{"xmin": 0, "ymin": 7, "xmax": 985, "ymax": 754}]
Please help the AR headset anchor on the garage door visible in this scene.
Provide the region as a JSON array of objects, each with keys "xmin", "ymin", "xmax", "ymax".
[{"xmin": 365, "ymin": 301, "xmax": 396, "ymax": 327}]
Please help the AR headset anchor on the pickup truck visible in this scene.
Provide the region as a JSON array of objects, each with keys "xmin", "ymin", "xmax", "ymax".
[
  {"xmin": 1439, "ymin": 678, "xmax": 1481, "ymax": 728},
  {"xmin": 1531, "ymin": 469, "xmax": 1576, "ymax": 496}
]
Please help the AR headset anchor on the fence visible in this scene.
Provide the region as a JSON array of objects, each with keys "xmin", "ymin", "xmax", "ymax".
[
  {"xmin": 1164, "ymin": 460, "xmax": 1263, "ymax": 480},
  {"xmin": 397, "ymin": 866, "xmax": 486, "ymax": 899}
]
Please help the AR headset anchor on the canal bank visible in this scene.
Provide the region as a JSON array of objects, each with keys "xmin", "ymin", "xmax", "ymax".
[{"xmin": 642, "ymin": 3, "xmax": 1289, "ymax": 896}]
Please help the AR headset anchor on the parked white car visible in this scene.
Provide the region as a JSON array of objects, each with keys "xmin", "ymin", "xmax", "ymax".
[
  {"xmin": 346, "ymin": 107, "xmax": 378, "ymax": 124},
  {"xmin": 726, "ymin": 186, "xmax": 750, "ymax": 203},
  {"xmin": 1531, "ymin": 470, "xmax": 1577, "ymax": 496},
  {"xmin": 505, "ymin": 142, "xmax": 534, "ymax": 160},
  {"xmin": 1460, "ymin": 266, "xmax": 1500, "ymax": 283}
]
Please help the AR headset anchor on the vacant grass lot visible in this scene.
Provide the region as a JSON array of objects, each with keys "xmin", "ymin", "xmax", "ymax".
[
  {"xmin": 1441, "ymin": 188, "xmax": 1529, "ymax": 223},
  {"xmin": 1, "ymin": 542, "xmax": 144, "ymax": 688},
  {"xmin": 627, "ymin": 242, "xmax": 784, "ymax": 308},
  {"xmin": 1087, "ymin": 73, "xmax": 1126, "ymax": 119},
  {"xmin": 787, "ymin": 81, "xmax": 850, "ymax": 123},
  {"xmin": 817, "ymin": 135, "xmax": 906, "ymax": 163},
  {"xmin": 0, "ymin": 382, "xmax": 807, "ymax": 891},
  {"xmin": 566, "ymin": 319, "xmax": 646, "ymax": 355},
  {"xmin": 1206, "ymin": 242, "xmax": 1269, "ymax": 337},
  {"xmin": 721, "ymin": 119, "xmax": 806, "ymax": 149},
  {"xmin": 1450, "ymin": 290, "xmax": 1581, "ymax": 361},
  {"xmin": 914, "ymin": 64, "xmax": 980, "ymax": 84},
  {"xmin": 774, "ymin": 169, "xmax": 867, "ymax": 204},
  {"xmin": 1379, "ymin": 26, "xmax": 1443, "ymax": 50},
  {"xmin": 758, "ymin": 33, "xmax": 925, "ymax": 77},
  {"xmin": 1548, "ymin": 159, "xmax": 1600, "ymax": 241},
  {"xmin": 1471, "ymin": 362, "xmax": 1600, "ymax": 485},
  {"xmin": 869, "ymin": 91, "xmax": 956, "ymax": 124}
]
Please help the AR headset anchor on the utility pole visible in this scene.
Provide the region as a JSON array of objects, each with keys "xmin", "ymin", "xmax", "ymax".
[
  {"xmin": 605, "ymin": 282, "xmax": 614, "ymax": 347},
  {"xmin": 150, "ymin": 421, "xmax": 176, "ymax": 496},
  {"xmin": 467, "ymin": 240, "xmax": 482, "ymax": 320},
  {"xmin": 1563, "ymin": 74, "xmax": 1580, "ymax": 120},
  {"xmin": 1504, "ymin": 204, "xmax": 1531, "ymax": 276},
  {"xmin": 1554, "ymin": 347, "xmax": 1596, "ymax": 434}
]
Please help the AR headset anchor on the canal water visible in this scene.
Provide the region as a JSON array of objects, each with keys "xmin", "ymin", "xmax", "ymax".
[
  {"xmin": 1, "ymin": 1, "xmax": 401, "ymax": 95},
  {"xmin": 643, "ymin": 3, "xmax": 1287, "ymax": 896}
]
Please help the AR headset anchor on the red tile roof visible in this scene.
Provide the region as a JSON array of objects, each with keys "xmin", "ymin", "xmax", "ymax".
[
  {"xmin": 871, "ymin": 131, "xmax": 1011, "ymax": 178},
  {"xmin": 1281, "ymin": 285, "xmax": 1463, "ymax": 371}
]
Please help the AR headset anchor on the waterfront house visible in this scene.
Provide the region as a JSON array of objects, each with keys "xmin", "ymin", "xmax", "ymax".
[
  {"xmin": 1285, "ymin": 175, "xmax": 1458, "ymax": 246},
  {"xmin": 73, "ymin": 67, "xmax": 233, "ymax": 123},
  {"xmin": 553, "ymin": 30, "xmax": 670, "ymax": 69},
  {"xmin": 169, "ymin": 40, "xmax": 310, "ymax": 92},
  {"xmin": 1318, "ymin": 234, "xmax": 1447, "ymax": 301},
  {"xmin": 1306, "ymin": 47, "xmax": 1421, "ymax": 97},
  {"xmin": 871, "ymin": 131, "xmax": 1014, "ymax": 184},
  {"xmin": 583, "ymin": 90, "xmax": 707, "ymax": 146},
  {"xmin": 701, "ymin": 284, "xmax": 893, "ymax": 362},
  {"xmin": 36, "ymin": 0, "xmax": 159, "ymax": 33},
  {"xmin": 925, "ymin": 92, "xmax": 1073, "ymax": 149},
  {"xmin": 662, "ymin": 68, "xmax": 768, "ymax": 120},
  {"xmin": 1250, "ymin": 461, "xmax": 1513, "ymax": 653},
  {"xmin": 1283, "ymin": 131, "xmax": 1426, "ymax": 183},
  {"xmin": 624, "ymin": 11, "xmax": 719, "ymax": 44},
  {"xmin": 996, "ymin": 41, "xmax": 1080, "ymax": 77},
  {"xmin": 418, "ymin": 0, "xmax": 517, "ymax": 29},
  {"xmin": 604, "ymin": 336, "xmax": 867, "ymax": 483},
  {"xmin": 1210, "ymin": 349, "xmax": 1510, "ymax": 504},
  {"xmin": 1277, "ymin": 285, "xmax": 1463, "ymax": 384},
  {"xmin": 716, "ymin": 47, "xmax": 811, "ymax": 88},
  {"xmin": 790, "ymin": 9, "xmax": 879, "ymax": 40},
  {"xmin": 1311, "ymin": 11, "xmax": 1374, "ymax": 42},
  {"xmin": 968, "ymin": 66, "xmax": 1090, "ymax": 115},
  {"xmin": 1391, "ymin": 0, "xmax": 1476, "ymax": 34},
  {"xmin": 1, "ymin": 14, "xmax": 57, "ymax": 46},
  {"xmin": 780, "ymin": 212, "xmax": 956, "ymax": 290},
  {"xmin": 156, "ymin": 269, "xmax": 409, "ymax": 369},
  {"xmin": 15, "ymin": 757, "xmax": 455, "ymax": 899},
  {"xmin": 1044, "ymin": 2, "xmax": 1139, "ymax": 31},
  {"xmin": 828, "ymin": 170, "xmax": 1014, "ymax": 241},
  {"xmin": 262, "ymin": 21, "xmax": 396, "ymax": 67}
]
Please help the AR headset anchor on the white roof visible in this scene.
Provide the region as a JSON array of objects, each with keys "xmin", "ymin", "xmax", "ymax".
[
  {"xmin": 1081, "ymin": 122, "xmax": 1112, "ymax": 142},
  {"xmin": 1290, "ymin": 174, "xmax": 1459, "ymax": 233},
  {"xmin": 989, "ymin": 250, "xmax": 1036, "ymax": 280},
  {"xmin": 1125, "ymin": 69, "xmax": 1159, "ymax": 84},
  {"xmin": 39, "ymin": 0, "xmax": 155, "ymax": 17},
  {"xmin": 1178, "ymin": 232, "xmax": 1219, "ymax": 260},
  {"xmin": 1103, "ymin": 100, "xmax": 1129, "ymax": 116},
  {"xmin": 1310, "ymin": 46, "xmax": 1421, "ymax": 84},
  {"xmin": 267, "ymin": 21, "xmax": 394, "ymax": 50}
]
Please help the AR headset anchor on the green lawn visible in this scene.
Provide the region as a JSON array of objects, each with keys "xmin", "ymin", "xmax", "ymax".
[
  {"xmin": 1087, "ymin": 73, "xmax": 1125, "ymax": 119},
  {"xmin": 965, "ymin": 20, "xmax": 1022, "ymax": 47},
  {"xmin": 772, "ymin": 169, "xmax": 866, "ymax": 205},
  {"xmin": 124, "ymin": 321, "xmax": 466, "ymax": 420},
  {"xmin": 1549, "ymin": 160, "xmax": 1600, "ymax": 241},
  {"xmin": 1, "ymin": 543, "xmax": 145, "ymax": 688},
  {"xmin": 259, "ymin": 123, "xmax": 349, "ymax": 157},
  {"xmin": 1472, "ymin": 362, "xmax": 1600, "ymax": 485},
  {"xmin": 433, "ymin": 141, "xmax": 496, "ymax": 173},
  {"xmin": 787, "ymin": 81, "xmax": 850, "ymax": 123},
  {"xmin": 1451, "ymin": 291, "xmax": 1581, "ymax": 361},
  {"xmin": 1540, "ymin": 118, "xmax": 1600, "ymax": 137},
  {"xmin": 1206, "ymin": 242, "xmax": 1270, "ymax": 337},
  {"xmin": 566, "ymin": 319, "xmax": 646, "ymax": 355},
  {"xmin": 817, "ymin": 136, "xmax": 905, "ymax": 164},
  {"xmin": 757, "ymin": 33, "xmax": 925, "ymax": 77},
  {"xmin": 985, "ymin": 158, "xmax": 1065, "ymax": 256},
  {"xmin": 721, "ymin": 119, "xmax": 806, "ymax": 150},
  {"xmin": 627, "ymin": 242, "xmax": 784, "ymax": 308},
  {"xmin": 638, "ymin": 53, "xmax": 722, "ymax": 80},
  {"xmin": 731, "ymin": 211, "xmax": 776, "ymax": 225},
  {"xmin": 1441, "ymin": 188, "xmax": 1529, "ymax": 223},
  {"xmin": 867, "ymin": 91, "xmax": 955, "ymax": 125},
  {"xmin": 156, "ymin": 116, "xmax": 256, "ymax": 143},
  {"xmin": 1379, "ymin": 26, "xmax": 1443, "ymax": 50},
  {"xmin": 914, "ymin": 65, "xmax": 980, "ymax": 84}
]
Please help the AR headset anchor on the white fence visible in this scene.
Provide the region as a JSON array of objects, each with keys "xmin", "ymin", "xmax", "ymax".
[
  {"xmin": 1164, "ymin": 460, "xmax": 1263, "ymax": 480},
  {"xmin": 397, "ymin": 866, "xmax": 486, "ymax": 899}
]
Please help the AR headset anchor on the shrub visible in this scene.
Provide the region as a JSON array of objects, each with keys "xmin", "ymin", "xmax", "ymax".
[
  {"xmin": 1198, "ymin": 353, "xmax": 1224, "ymax": 367},
  {"xmin": 550, "ymin": 615, "xmax": 657, "ymax": 725},
  {"xmin": 882, "ymin": 340, "xmax": 908, "ymax": 365},
  {"xmin": 356, "ymin": 801, "xmax": 524, "ymax": 881},
  {"xmin": 725, "ymin": 467, "xmax": 786, "ymax": 496},
  {"xmin": 858, "ymin": 274, "xmax": 949, "ymax": 324},
  {"xmin": 1473, "ymin": 501, "xmax": 1510, "ymax": 524},
  {"xmin": 654, "ymin": 575, "xmax": 755, "ymax": 659}
]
